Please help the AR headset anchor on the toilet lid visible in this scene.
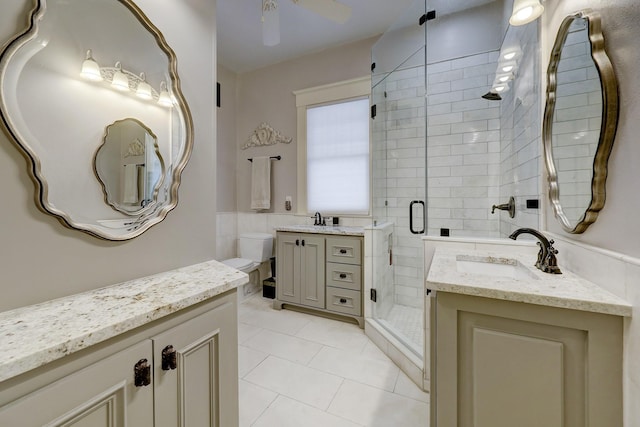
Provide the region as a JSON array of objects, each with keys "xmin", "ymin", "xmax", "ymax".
[{"xmin": 223, "ymin": 258, "xmax": 254, "ymax": 270}]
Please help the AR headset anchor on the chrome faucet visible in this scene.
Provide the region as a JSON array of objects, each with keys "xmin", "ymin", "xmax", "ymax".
[{"xmin": 509, "ymin": 228, "xmax": 562, "ymax": 274}]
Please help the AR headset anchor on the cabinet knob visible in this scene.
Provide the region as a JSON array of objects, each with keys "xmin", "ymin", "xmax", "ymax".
[
  {"xmin": 296, "ymin": 239, "xmax": 300, "ymax": 246},
  {"xmin": 339, "ymin": 273, "xmax": 347, "ymax": 279},
  {"xmin": 162, "ymin": 345, "xmax": 177, "ymax": 371},
  {"xmin": 340, "ymin": 298, "xmax": 347, "ymax": 304},
  {"xmin": 339, "ymin": 249, "xmax": 347, "ymax": 254},
  {"xmin": 301, "ymin": 239, "xmax": 305, "ymax": 247},
  {"xmin": 134, "ymin": 358, "xmax": 151, "ymax": 387}
]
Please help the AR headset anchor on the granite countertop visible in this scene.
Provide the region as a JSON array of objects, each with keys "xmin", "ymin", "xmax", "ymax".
[
  {"xmin": 0, "ymin": 260, "xmax": 248, "ymax": 383},
  {"xmin": 274, "ymin": 224, "xmax": 364, "ymax": 236},
  {"xmin": 427, "ymin": 248, "xmax": 632, "ymax": 317}
]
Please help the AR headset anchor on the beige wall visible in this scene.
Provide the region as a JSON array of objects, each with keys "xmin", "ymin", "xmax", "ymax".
[
  {"xmin": 541, "ymin": 2, "xmax": 640, "ymax": 425},
  {"xmin": 235, "ymin": 37, "xmax": 376, "ymax": 214},
  {"xmin": 217, "ymin": 64, "xmax": 238, "ymax": 212},
  {"xmin": 0, "ymin": 0, "xmax": 217, "ymax": 311},
  {"xmin": 542, "ymin": 0, "xmax": 640, "ymax": 259}
]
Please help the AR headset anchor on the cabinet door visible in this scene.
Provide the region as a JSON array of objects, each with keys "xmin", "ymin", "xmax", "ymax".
[
  {"xmin": 434, "ymin": 292, "xmax": 623, "ymax": 427},
  {"xmin": 0, "ymin": 340, "xmax": 153, "ymax": 427},
  {"xmin": 277, "ymin": 232, "xmax": 300, "ymax": 304},
  {"xmin": 153, "ymin": 297, "xmax": 238, "ymax": 427},
  {"xmin": 299, "ymin": 234, "xmax": 325, "ymax": 309}
]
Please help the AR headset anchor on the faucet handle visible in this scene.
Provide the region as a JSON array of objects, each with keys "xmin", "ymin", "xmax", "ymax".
[{"xmin": 543, "ymin": 241, "xmax": 562, "ymax": 274}]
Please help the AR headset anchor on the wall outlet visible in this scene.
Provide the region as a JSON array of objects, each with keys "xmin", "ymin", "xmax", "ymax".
[{"xmin": 285, "ymin": 196, "xmax": 292, "ymax": 211}]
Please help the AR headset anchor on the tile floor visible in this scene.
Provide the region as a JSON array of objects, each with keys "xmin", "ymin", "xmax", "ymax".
[
  {"xmin": 238, "ymin": 294, "xmax": 430, "ymax": 426},
  {"xmin": 385, "ymin": 304, "xmax": 424, "ymax": 353}
]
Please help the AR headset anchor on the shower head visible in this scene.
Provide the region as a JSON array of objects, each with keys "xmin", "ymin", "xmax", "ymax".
[{"xmin": 482, "ymin": 91, "xmax": 502, "ymax": 101}]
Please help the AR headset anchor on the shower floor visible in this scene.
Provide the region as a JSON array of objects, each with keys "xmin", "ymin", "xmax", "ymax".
[{"xmin": 383, "ymin": 303, "xmax": 424, "ymax": 356}]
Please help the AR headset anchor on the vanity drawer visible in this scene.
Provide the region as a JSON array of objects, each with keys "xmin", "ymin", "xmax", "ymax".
[
  {"xmin": 326, "ymin": 262, "xmax": 361, "ymax": 291},
  {"xmin": 326, "ymin": 287, "xmax": 361, "ymax": 317},
  {"xmin": 326, "ymin": 237, "xmax": 362, "ymax": 265}
]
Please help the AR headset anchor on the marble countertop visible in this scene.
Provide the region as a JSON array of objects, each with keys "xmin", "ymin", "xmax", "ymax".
[
  {"xmin": 0, "ymin": 260, "xmax": 248, "ymax": 383},
  {"xmin": 427, "ymin": 248, "xmax": 632, "ymax": 317},
  {"xmin": 275, "ymin": 225, "xmax": 364, "ymax": 236}
]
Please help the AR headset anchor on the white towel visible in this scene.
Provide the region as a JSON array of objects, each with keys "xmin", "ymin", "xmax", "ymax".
[
  {"xmin": 251, "ymin": 156, "xmax": 271, "ymax": 210},
  {"xmin": 123, "ymin": 164, "xmax": 139, "ymax": 204}
]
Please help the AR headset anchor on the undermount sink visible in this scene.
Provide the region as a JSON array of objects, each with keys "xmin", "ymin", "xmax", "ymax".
[{"xmin": 455, "ymin": 254, "xmax": 539, "ymax": 280}]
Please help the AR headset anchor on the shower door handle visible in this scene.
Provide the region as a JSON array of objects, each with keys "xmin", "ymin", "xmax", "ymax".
[{"xmin": 409, "ymin": 200, "xmax": 425, "ymax": 235}]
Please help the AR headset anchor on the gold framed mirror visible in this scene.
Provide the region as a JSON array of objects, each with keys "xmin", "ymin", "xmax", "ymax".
[
  {"xmin": 0, "ymin": 0, "xmax": 193, "ymax": 240},
  {"xmin": 543, "ymin": 9, "xmax": 618, "ymax": 234}
]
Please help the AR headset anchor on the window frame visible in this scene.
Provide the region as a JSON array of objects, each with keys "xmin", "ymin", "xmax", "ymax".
[{"xmin": 293, "ymin": 76, "xmax": 371, "ymax": 216}]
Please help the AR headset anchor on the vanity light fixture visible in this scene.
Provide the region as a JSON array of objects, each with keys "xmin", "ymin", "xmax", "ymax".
[
  {"xmin": 157, "ymin": 81, "xmax": 173, "ymax": 107},
  {"xmin": 509, "ymin": 0, "xmax": 544, "ymax": 26},
  {"xmin": 80, "ymin": 50, "xmax": 171, "ymax": 107},
  {"xmin": 136, "ymin": 72, "xmax": 153, "ymax": 100},
  {"xmin": 111, "ymin": 62, "xmax": 130, "ymax": 91},
  {"xmin": 80, "ymin": 49, "xmax": 102, "ymax": 81}
]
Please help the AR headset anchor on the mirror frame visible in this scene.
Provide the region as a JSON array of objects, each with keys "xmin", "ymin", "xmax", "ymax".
[
  {"xmin": 543, "ymin": 9, "xmax": 619, "ymax": 234},
  {"xmin": 0, "ymin": 0, "xmax": 194, "ymax": 240},
  {"xmin": 94, "ymin": 118, "xmax": 166, "ymax": 216}
]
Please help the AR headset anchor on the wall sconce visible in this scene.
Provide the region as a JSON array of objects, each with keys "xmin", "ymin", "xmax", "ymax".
[
  {"xmin": 80, "ymin": 50, "xmax": 102, "ymax": 81},
  {"xmin": 111, "ymin": 62, "xmax": 130, "ymax": 91},
  {"xmin": 509, "ymin": 0, "xmax": 544, "ymax": 26},
  {"xmin": 79, "ymin": 49, "xmax": 173, "ymax": 107}
]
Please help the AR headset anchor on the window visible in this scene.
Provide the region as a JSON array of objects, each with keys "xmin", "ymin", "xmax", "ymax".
[{"xmin": 294, "ymin": 77, "xmax": 371, "ymax": 215}]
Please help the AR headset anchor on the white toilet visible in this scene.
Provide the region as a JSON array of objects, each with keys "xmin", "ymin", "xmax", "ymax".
[{"xmin": 222, "ymin": 233, "xmax": 273, "ymax": 299}]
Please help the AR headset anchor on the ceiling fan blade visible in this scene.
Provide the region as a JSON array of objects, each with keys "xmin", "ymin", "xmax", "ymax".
[{"xmin": 291, "ymin": 0, "xmax": 352, "ymax": 24}]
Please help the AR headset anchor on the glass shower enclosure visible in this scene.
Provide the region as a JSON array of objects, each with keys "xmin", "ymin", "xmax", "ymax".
[{"xmin": 369, "ymin": 0, "xmax": 541, "ymax": 375}]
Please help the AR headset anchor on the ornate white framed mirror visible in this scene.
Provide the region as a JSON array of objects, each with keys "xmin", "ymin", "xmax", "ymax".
[
  {"xmin": 543, "ymin": 9, "xmax": 619, "ymax": 234},
  {"xmin": 0, "ymin": 0, "xmax": 193, "ymax": 240}
]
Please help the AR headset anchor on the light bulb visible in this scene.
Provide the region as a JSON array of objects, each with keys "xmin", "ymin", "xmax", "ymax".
[
  {"xmin": 503, "ymin": 52, "xmax": 517, "ymax": 60},
  {"xmin": 111, "ymin": 62, "xmax": 130, "ymax": 91},
  {"xmin": 80, "ymin": 49, "xmax": 102, "ymax": 81}
]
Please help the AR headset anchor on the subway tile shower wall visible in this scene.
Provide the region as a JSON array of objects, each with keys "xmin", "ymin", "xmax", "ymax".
[{"xmin": 373, "ymin": 23, "xmax": 540, "ymax": 308}]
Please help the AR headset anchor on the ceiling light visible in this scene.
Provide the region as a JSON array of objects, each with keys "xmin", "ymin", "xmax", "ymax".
[
  {"xmin": 497, "ymin": 73, "xmax": 514, "ymax": 83},
  {"xmin": 493, "ymin": 82, "xmax": 510, "ymax": 93},
  {"xmin": 80, "ymin": 49, "xmax": 102, "ymax": 81},
  {"xmin": 501, "ymin": 46, "xmax": 522, "ymax": 61},
  {"xmin": 111, "ymin": 62, "xmax": 130, "ymax": 91},
  {"xmin": 262, "ymin": 0, "xmax": 280, "ymax": 47},
  {"xmin": 509, "ymin": 0, "xmax": 544, "ymax": 26},
  {"xmin": 499, "ymin": 61, "xmax": 518, "ymax": 74}
]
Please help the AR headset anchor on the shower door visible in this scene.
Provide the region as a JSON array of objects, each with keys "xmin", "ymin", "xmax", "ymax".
[{"xmin": 370, "ymin": 0, "xmax": 427, "ymax": 358}]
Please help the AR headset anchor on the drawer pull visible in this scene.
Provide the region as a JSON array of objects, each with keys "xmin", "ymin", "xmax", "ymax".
[
  {"xmin": 134, "ymin": 359, "xmax": 151, "ymax": 387},
  {"xmin": 339, "ymin": 249, "xmax": 347, "ymax": 254},
  {"xmin": 339, "ymin": 273, "xmax": 347, "ymax": 279},
  {"xmin": 162, "ymin": 345, "xmax": 177, "ymax": 371},
  {"xmin": 340, "ymin": 298, "xmax": 348, "ymax": 304}
]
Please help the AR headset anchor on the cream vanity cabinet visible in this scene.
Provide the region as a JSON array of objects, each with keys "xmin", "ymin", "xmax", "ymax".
[
  {"xmin": 427, "ymin": 249, "xmax": 630, "ymax": 427},
  {"xmin": 276, "ymin": 232, "xmax": 326, "ymax": 308},
  {"xmin": 0, "ymin": 268, "xmax": 241, "ymax": 427},
  {"xmin": 275, "ymin": 231, "xmax": 364, "ymax": 327}
]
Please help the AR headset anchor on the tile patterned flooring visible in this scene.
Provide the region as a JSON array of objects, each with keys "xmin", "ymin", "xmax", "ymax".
[
  {"xmin": 384, "ymin": 304, "xmax": 424, "ymax": 353},
  {"xmin": 238, "ymin": 294, "xmax": 430, "ymax": 426}
]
